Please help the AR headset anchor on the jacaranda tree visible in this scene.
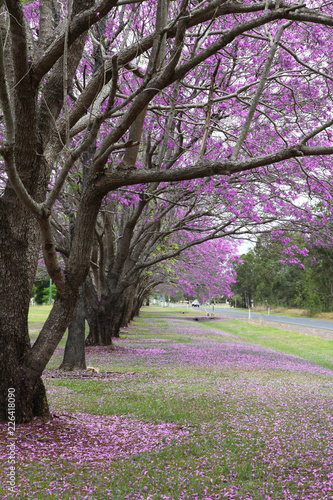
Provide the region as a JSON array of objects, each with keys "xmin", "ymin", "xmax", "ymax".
[{"xmin": 2, "ymin": 0, "xmax": 333, "ymax": 422}]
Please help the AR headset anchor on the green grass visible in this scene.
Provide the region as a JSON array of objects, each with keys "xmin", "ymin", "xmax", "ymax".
[
  {"xmin": 28, "ymin": 304, "xmax": 52, "ymax": 322},
  {"xmin": 29, "ymin": 305, "xmax": 70, "ymax": 345},
  {"xmin": 204, "ymin": 319, "xmax": 333, "ymax": 370}
]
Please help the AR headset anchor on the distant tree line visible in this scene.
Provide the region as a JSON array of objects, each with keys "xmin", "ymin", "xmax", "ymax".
[{"xmin": 231, "ymin": 236, "xmax": 333, "ymax": 315}]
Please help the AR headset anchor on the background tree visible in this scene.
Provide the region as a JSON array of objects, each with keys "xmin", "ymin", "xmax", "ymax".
[
  {"xmin": 156, "ymin": 238, "xmax": 239, "ymax": 304},
  {"xmin": 232, "ymin": 234, "xmax": 333, "ymax": 314}
]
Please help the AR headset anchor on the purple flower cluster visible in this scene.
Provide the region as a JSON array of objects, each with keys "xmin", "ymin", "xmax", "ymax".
[{"xmin": 0, "ymin": 412, "xmax": 190, "ymax": 466}]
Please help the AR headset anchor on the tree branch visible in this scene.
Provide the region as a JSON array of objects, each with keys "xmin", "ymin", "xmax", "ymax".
[
  {"xmin": 38, "ymin": 0, "xmax": 53, "ymax": 49},
  {"xmin": 97, "ymin": 143, "xmax": 333, "ymax": 194},
  {"xmin": 231, "ymin": 21, "xmax": 292, "ymax": 160},
  {"xmin": 32, "ymin": 0, "xmax": 119, "ymax": 86},
  {"xmin": 5, "ymin": 0, "xmax": 29, "ymax": 85},
  {"xmin": 199, "ymin": 59, "xmax": 220, "ymax": 160},
  {"xmin": 44, "ymin": 0, "xmax": 284, "ymax": 163}
]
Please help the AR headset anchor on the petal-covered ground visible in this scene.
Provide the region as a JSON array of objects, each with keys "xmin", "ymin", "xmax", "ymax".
[
  {"xmin": 1, "ymin": 314, "xmax": 333, "ymax": 499},
  {"xmin": 0, "ymin": 412, "xmax": 190, "ymax": 466}
]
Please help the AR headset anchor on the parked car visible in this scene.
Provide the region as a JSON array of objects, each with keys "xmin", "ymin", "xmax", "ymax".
[{"xmin": 191, "ymin": 300, "xmax": 200, "ymax": 308}]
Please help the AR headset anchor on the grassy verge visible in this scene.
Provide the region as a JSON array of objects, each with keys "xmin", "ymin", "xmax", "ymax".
[{"xmin": 203, "ymin": 319, "xmax": 333, "ymax": 370}]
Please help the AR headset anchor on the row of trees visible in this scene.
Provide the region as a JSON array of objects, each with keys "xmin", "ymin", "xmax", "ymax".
[
  {"xmin": 232, "ymin": 236, "xmax": 333, "ymax": 314},
  {"xmin": 57, "ymin": 190, "xmax": 245, "ymax": 370},
  {"xmin": 2, "ymin": 0, "xmax": 333, "ymax": 422}
]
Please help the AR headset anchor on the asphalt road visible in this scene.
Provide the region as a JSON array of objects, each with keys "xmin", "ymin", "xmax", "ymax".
[{"xmin": 200, "ymin": 306, "xmax": 333, "ymax": 331}]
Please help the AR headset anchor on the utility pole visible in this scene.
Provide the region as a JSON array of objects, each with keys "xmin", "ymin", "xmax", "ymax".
[{"xmin": 49, "ymin": 278, "xmax": 52, "ymax": 305}]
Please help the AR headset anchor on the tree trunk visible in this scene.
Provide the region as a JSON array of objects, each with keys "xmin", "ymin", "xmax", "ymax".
[
  {"xmin": 59, "ymin": 291, "xmax": 87, "ymax": 371},
  {"xmin": 85, "ymin": 302, "xmax": 112, "ymax": 346},
  {"xmin": 110, "ymin": 295, "xmax": 126, "ymax": 338},
  {"xmin": 132, "ymin": 294, "xmax": 144, "ymax": 319},
  {"xmin": 85, "ymin": 302, "xmax": 98, "ymax": 343},
  {"xmin": 0, "ymin": 191, "xmax": 50, "ymax": 423},
  {"xmin": 85, "ymin": 293, "xmax": 127, "ymax": 345},
  {"xmin": 121, "ymin": 286, "xmax": 136, "ymax": 327},
  {"xmin": 130, "ymin": 294, "xmax": 140, "ymax": 321}
]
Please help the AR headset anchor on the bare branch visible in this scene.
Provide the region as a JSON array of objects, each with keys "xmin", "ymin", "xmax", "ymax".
[
  {"xmin": 39, "ymin": 0, "xmax": 53, "ymax": 49},
  {"xmin": 199, "ymin": 58, "xmax": 220, "ymax": 160},
  {"xmin": 64, "ymin": 0, "xmax": 74, "ymax": 151},
  {"xmin": 32, "ymin": 0, "xmax": 119, "ymax": 86},
  {"xmin": 0, "ymin": 27, "xmax": 14, "ymax": 146},
  {"xmin": 45, "ymin": 1, "xmax": 287, "ymax": 162},
  {"xmin": 300, "ymin": 116, "xmax": 333, "ymax": 145},
  {"xmin": 95, "ymin": 143, "xmax": 333, "ymax": 196},
  {"xmin": 105, "ymin": 56, "xmax": 118, "ymax": 113},
  {"xmin": 5, "ymin": 0, "xmax": 30, "ymax": 85},
  {"xmin": 92, "ymin": 18, "xmax": 187, "ymax": 173},
  {"xmin": 231, "ymin": 21, "xmax": 292, "ymax": 160}
]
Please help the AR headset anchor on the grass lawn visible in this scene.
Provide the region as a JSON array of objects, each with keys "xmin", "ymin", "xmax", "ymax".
[
  {"xmin": 28, "ymin": 304, "xmax": 53, "ymax": 322},
  {"xmin": 203, "ymin": 319, "xmax": 333, "ymax": 370},
  {"xmin": 0, "ymin": 307, "xmax": 332, "ymax": 499},
  {"xmin": 236, "ymin": 305, "xmax": 333, "ymax": 321}
]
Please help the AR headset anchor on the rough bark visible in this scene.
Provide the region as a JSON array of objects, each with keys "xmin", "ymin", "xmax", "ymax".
[
  {"xmin": 0, "ymin": 56, "xmax": 49, "ymax": 422},
  {"xmin": 0, "ymin": 190, "xmax": 50, "ymax": 422},
  {"xmin": 85, "ymin": 293, "xmax": 126, "ymax": 345},
  {"xmin": 121, "ymin": 286, "xmax": 136, "ymax": 327},
  {"xmin": 59, "ymin": 291, "xmax": 87, "ymax": 371}
]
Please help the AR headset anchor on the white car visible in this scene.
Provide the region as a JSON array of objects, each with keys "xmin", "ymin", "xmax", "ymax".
[{"xmin": 191, "ymin": 300, "xmax": 200, "ymax": 308}]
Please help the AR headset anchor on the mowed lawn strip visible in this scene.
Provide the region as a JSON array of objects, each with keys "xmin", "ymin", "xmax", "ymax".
[
  {"xmin": 0, "ymin": 308, "xmax": 331, "ymax": 499},
  {"xmin": 28, "ymin": 304, "xmax": 52, "ymax": 322},
  {"xmin": 203, "ymin": 319, "xmax": 333, "ymax": 370}
]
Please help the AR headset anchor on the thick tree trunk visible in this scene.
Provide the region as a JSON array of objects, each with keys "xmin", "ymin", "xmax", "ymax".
[
  {"xmin": 85, "ymin": 293, "xmax": 127, "ymax": 345},
  {"xmin": 0, "ymin": 188, "xmax": 82, "ymax": 422},
  {"xmin": 0, "ymin": 191, "xmax": 50, "ymax": 422},
  {"xmin": 85, "ymin": 302, "xmax": 111, "ymax": 346},
  {"xmin": 85, "ymin": 303, "xmax": 98, "ymax": 342},
  {"xmin": 121, "ymin": 287, "xmax": 136, "ymax": 327},
  {"xmin": 59, "ymin": 292, "xmax": 86, "ymax": 371},
  {"xmin": 15, "ymin": 188, "xmax": 103, "ymax": 420},
  {"xmin": 110, "ymin": 296, "xmax": 126, "ymax": 338},
  {"xmin": 132, "ymin": 294, "xmax": 144, "ymax": 319}
]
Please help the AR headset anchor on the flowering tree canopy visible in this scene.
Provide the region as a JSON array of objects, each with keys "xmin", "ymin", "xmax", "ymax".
[{"xmin": 155, "ymin": 237, "xmax": 239, "ymax": 303}]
